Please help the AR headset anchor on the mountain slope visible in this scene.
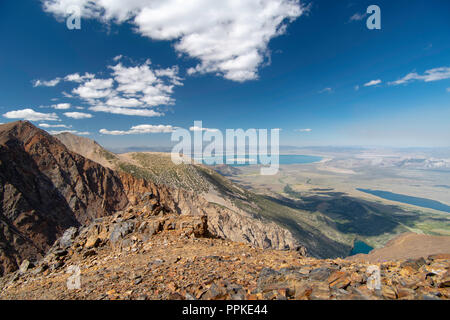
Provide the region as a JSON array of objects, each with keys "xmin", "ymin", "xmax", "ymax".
[
  {"xmin": 1, "ymin": 208, "xmax": 448, "ymax": 300},
  {"xmin": 0, "ymin": 121, "xmax": 129, "ymax": 275},
  {"xmin": 56, "ymin": 133, "xmax": 353, "ymax": 258}
]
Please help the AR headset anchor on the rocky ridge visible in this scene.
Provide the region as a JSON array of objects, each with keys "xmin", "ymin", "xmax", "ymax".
[
  {"xmin": 0, "ymin": 122, "xmax": 301, "ymax": 276},
  {"xmin": 0, "ymin": 201, "xmax": 448, "ymax": 300}
]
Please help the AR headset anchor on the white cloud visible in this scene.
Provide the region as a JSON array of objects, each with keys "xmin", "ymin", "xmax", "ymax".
[
  {"xmin": 39, "ymin": 123, "xmax": 72, "ymax": 128},
  {"xmin": 72, "ymin": 78, "xmax": 114, "ymax": 99},
  {"xmin": 89, "ymin": 105, "xmax": 163, "ymax": 117},
  {"xmin": 42, "ymin": 0, "xmax": 306, "ymax": 82},
  {"xmin": 354, "ymin": 85, "xmax": 360, "ymax": 91},
  {"xmin": 349, "ymin": 12, "xmax": 367, "ymax": 21},
  {"xmin": 189, "ymin": 126, "xmax": 219, "ymax": 133},
  {"xmin": 64, "ymin": 72, "xmax": 95, "ymax": 83},
  {"xmin": 113, "ymin": 55, "xmax": 123, "ymax": 61},
  {"xmin": 3, "ymin": 108, "xmax": 59, "ymax": 121},
  {"xmin": 33, "ymin": 78, "xmax": 61, "ymax": 87},
  {"xmin": 364, "ymin": 79, "xmax": 382, "ymax": 87},
  {"xmin": 49, "ymin": 130, "xmax": 90, "ymax": 135},
  {"xmin": 447, "ymin": 87, "xmax": 450, "ymax": 92},
  {"xmin": 32, "ymin": 59, "xmax": 182, "ymax": 117},
  {"xmin": 99, "ymin": 124, "xmax": 176, "ymax": 135},
  {"xmin": 318, "ymin": 87, "xmax": 333, "ymax": 94},
  {"xmin": 296, "ymin": 128, "xmax": 312, "ymax": 132},
  {"xmin": 109, "ymin": 62, "xmax": 182, "ymax": 106},
  {"xmin": 106, "ymin": 97, "xmax": 143, "ymax": 108},
  {"xmin": 63, "ymin": 112, "xmax": 93, "ymax": 119},
  {"xmin": 51, "ymin": 103, "xmax": 71, "ymax": 110},
  {"xmin": 390, "ymin": 67, "xmax": 450, "ymax": 85}
]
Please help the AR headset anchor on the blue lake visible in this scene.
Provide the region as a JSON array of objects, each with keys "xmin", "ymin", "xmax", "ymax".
[
  {"xmin": 349, "ymin": 241, "xmax": 373, "ymax": 256},
  {"xmin": 357, "ymin": 188, "xmax": 450, "ymax": 213},
  {"xmin": 195, "ymin": 154, "xmax": 322, "ymax": 166}
]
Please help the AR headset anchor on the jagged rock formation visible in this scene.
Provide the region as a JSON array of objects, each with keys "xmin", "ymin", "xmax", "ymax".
[{"xmin": 0, "ymin": 121, "xmax": 130, "ymax": 276}]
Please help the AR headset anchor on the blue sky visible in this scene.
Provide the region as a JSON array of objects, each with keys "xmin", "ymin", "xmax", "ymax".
[{"xmin": 0, "ymin": 0, "xmax": 449, "ymax": 149}]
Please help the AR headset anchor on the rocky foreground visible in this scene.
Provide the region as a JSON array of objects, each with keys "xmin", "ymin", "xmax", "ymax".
[{"xmin": 1, "ymin": 200, "xmax": 449, "ymax": 300}]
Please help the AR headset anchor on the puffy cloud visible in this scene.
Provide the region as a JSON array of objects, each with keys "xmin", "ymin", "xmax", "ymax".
[
  {"xmin": 89, "ymin": 105, "xmax": 162, "ymax": 117},
  {"xmin": 32, "ymin": 78, "xmax": 61, "ymax": 87},
  {"xmin": 105, "ymin": 97, "xmax": 143, "ymax": 108},
  {"xmin": 364, "ymin": 79, "xmax": 382, "ymax": 87},
  {"xmin": 3, "ymin": 108, "xmax": 59, "ymax": 121},
  {"xmin": 113, "ymin": 55, "xmax": 123, "ymax": 61},
  {"xmin": 72, "ymin": 78, "xmax": 114, "ymax": 99},
  {"xmin": 39, "ymin": 123, "xmax": 72, "ymax": 128},
  {"xmin": 389, "ymin": 67, "xmax": 450, "ymax": 85},
  {"xmin": 109, "ymin": 62, "xmax": 181, "ymax": 106},
  {"xmin": 63, "ymin": 112, "xmax": 93, "ymax": 119},
  {"xmin": 64, "ymin": 72, "xmax": 95, "ymax": 82},
  {"xmin": 49, "ymin": 130, "xmax": 90, "ymax": 135},
  {"xmin": 33, "ymin": 60, "xmax": 182, "ymax": 117},
  {"xmin": 99, "ymin": 124, "xmax": 176, "ymax": 135},
  {"xmin": 48, "ymin": 130, "xmax": 90, "ymax": 136},
  {"xmin": 51, "ymin": 103, "xmax": 71, "ymax": 110},
  {"xmin": 42, "ymin": 0, "xmax": 306, "ymax": 82}
]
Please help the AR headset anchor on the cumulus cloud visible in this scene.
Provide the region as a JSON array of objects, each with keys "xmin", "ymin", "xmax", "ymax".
[
  {"xmin": 99, "ymin": 124, "xmax": 176, "ymax": 135},
  {"xmin": 51, "ymin": 103, "xmax": 71, "ymax": 110},
  {"xmin": 72, "ymin": 78, "xmax": 114, "ymax": 99},
  {"xmin": 42, "ymin": 0, "xmax": 306, "ymax": 82},
  {"xmin": 63, "ymin": 112, "xmax": 93, "ymax": 119},
  {"xmin": 3, "ymin": 108, "xmax": 59, "ymax": 121},
  {"xmin": 64, "ymin": 72, "xmax": 95, "ymax": 83},
  {"xmin": 49, "ymin": 130, "xmax": 90, "ymax": 135},
  {"xmin": 89, "ymin": 105, "xmax": 163, "ymax": 117},
  {"xmin": 109, "ymin": 61, "xmax": 182, "ymax": 106},
  {"xmin": 39, "ymin": 123, "xmax": 72, "ymax": 128},
  {"xmin": 33, "ymin": 78, "xmax": 61, "ymax": 87},
  {"xmin": 33, "ymin": 59, "xmax": 182, "ymax": 117},
  {"xmin": 389, "ymin": 67, "xmax": 450, "ymax": 85},
  {"xmin": 364, "ymin": 79, "xmax": 382, "ymax": 87}
]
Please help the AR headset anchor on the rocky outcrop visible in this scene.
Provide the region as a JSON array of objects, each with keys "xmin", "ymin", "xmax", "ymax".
[
  {"xmin": 117, "ymin": 174, "xmax": 301, "ymax": 251},
  {"xmin": 0, "ymin": 121, "xmax": 129, "ymax": 275},
  {"xmin": 0, "ymin": 206, "xmax": 447, "ymax": 300}
]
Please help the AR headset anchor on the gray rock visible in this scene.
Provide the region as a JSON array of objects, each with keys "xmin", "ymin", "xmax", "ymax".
[
  {"xmin": 19, "ymin": 260, "xmax": 31, "ymax": 274},
  {"xmin": 60, "ymin": 227, "xmax": 79, "ymax": 249},
  {"xmin": 309, "ymin": 267, "xmax": 333, "ymax": 281},
  {"xmin": 110, "ymin": 221, "xmax": 135, "ymax": 243}
]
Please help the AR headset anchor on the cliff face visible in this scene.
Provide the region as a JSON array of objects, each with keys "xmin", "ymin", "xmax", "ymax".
[
  {"xmin": 0, "ymin": 121, "xmax": 129, "ymax": 275},
  {"xmin": 118, "ymin": 172, "xmax": 301, "ymax": 251}
]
